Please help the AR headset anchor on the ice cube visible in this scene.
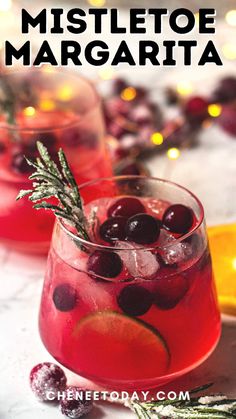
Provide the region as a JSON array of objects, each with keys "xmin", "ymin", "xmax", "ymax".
[
  {"xmin": 162, "ymin": 241, "xmax": 192, "ymax": 265},
  {"xmin": 78, "ymin": 273, "xmax": 114, "ymax": 310},
  {"xmin": 158, "ymin": 229, "xmax": 176, "ymax": 246},
  {"xmin": 115, "ymin": 241, "xmax": 160, "ymax": 279},
  {"xmin": 145, "ymin": 199, "xmax": 169, "ymax": 218}
]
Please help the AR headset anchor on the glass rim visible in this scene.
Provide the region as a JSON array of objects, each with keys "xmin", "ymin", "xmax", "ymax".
[
  {"xmin": 59, "ymin": 175, "xmax": 205, "ymax": 251},
  {"xmin": 0, "ymin": 69, "xmax": 101, "ymax": 133}
]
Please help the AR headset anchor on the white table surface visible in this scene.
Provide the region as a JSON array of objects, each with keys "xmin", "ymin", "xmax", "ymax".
[{"xmin": 1, "ymin": 7, "xmax": 236, "ymax": 418}]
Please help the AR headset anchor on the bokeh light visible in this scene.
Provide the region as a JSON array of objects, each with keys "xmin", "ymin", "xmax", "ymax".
[
  {"xmin": 99, "ymin": 68, "xmax": 115, "ymax": 80},
  {"xmin": 0, "ymin": 0, "xmax": 12, "ymax": 12},
  {"xmin": 151, "ymin": 132, "xmax": 164, "ymax": 145},
  {"xmin": 39, "ymin": 99, "xmax": 56, "ymax": 111},
  {"xmin": 23, "ymin": 106, "xmax": 36, "ymax": 117},
  {"xmin": 194, "ymin": 12, "xmax": 199, "ymax": 24},
  {"xmin": 167, "ymin": 147, "xmax": 180, "ymax": 160},
  {"xmin": 232, "ymin": 258, "xmax": 236, "ymax": 271},
  {"xmin": 222, "ymin": 43, "xmax": 236, "ymax": 60},
  {"xmin": 176, "ymin": 81, "xmax": 193, "ymax": 96},
  {"xmin": 121, "ymin": 87, "xmax": 137, "ymax": 101},
  {"xmin": 57, "ymin": 85, "xmax": 74, "ymax": 101},
  {"xmin": 225, "ymin": 10, "xmax": 236, "ymax": 26},
  {"xmin": 208, "ymin": 104, "xmax": 222, "ymax": 118},
  {"xmin": 87, "ymin": 0, "xmax": 106, "ymax": 6}
]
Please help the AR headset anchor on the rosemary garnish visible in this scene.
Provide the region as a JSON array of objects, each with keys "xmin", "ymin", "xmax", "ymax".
[
  {"xmin": 16, "ymin": 141, "xmax": 90, "ymax": 241},
  {"xmin": 129, "ymin": 384, "xmax": 236, "ymax": 419}
]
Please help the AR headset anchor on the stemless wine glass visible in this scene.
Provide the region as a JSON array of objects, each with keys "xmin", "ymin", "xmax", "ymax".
[
  {"xmin": 39, "ymin": 176, "xmax": 221, "ymax": 390},
  {"xmin": 0, "ymin": 70, "xmax": 112, "ymax": 253}
]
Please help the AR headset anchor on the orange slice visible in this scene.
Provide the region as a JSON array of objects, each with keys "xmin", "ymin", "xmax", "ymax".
[
  {"xmin": 208, "ymin": 223, "xmax": 236, "ymax": 316},
  {"xmin": 73, "ymin": 311, "xmax": 170, "ymax": 381}
]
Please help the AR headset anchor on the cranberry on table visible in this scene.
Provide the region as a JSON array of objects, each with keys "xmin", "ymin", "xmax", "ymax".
[
  {"xmin": 162, "ymin": 204, "xmax": 194, "ymax": 235},
  {"xmin": 99, "ymin": 216, "xmax": 127, "ymax": 243},
  {"xmin": 30, "ymin": 362, "xmax": 67, "ymax": 402},
  {"xmin": 53, "ymin": 284, "xmax": 78, "ymax": 312},
  {"xmin": 108, "ymin": 197, "xmax": 146, "ymax": 218},
  {"xmin": 154, "ymin": 274, "xmax": 189, "ymax": 310},
  {"xmin": 126, "ymin": 213, "xmax": 160, "ymax": 244},
  {"xmin": 59, "ymin": 386, "xmax": 93, "ymax": 419},
  {"xmin": 117, "ymin": 284, "xmax": 153, "ymax": 316},
  {"xmin": 87, "ymin": 250, "xmax": 123, "ymax": 278}
]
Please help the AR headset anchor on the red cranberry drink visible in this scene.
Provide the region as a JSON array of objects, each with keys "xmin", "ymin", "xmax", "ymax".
[
  {"xmin": 0, "ymin": 70, "xmax": 112, "ymax": 253},
  {"xmin": 37, "ymin": 175, "xmax": 221, "ymax": 390}
]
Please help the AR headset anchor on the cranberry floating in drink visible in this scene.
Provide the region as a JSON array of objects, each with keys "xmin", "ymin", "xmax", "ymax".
[
  {"xmin": 17, "ymin": 145, "xmax": 221, "ymax": 390},
  {"xmin": 0, "ymin": 70, "xmax": 112, "ymax": 253}
]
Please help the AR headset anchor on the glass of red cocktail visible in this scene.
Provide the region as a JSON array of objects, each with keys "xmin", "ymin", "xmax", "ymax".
[
  {"xmin": 0, "ymin": 70, "xmax": 112, "ymax": 253},
  {"xmin": 39, "ymin": 176, "xmax": 221, "ymax": 390}
]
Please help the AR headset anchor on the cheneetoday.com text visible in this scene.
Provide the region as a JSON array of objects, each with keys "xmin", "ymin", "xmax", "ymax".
[{"xmin": 46, "ymin": 389, "xmax": 190, "ymax": 402}]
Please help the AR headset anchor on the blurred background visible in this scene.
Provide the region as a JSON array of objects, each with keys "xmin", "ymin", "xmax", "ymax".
[
  {"xmin": 0, "ymin": 2, "xmax": 236, "ymax": 418},
  {"xmin": 2, "ymin": 0, "xmax": 235, "ymax": 222}
]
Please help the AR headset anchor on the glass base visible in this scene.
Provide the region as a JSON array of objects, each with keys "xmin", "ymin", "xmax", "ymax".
[{"xmin": 49, "ymin": 328, "xmax": 221, "ymax": 392}]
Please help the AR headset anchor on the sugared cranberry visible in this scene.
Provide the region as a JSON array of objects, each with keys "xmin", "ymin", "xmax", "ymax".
[
  {"xmin": 117, "ymin": 284, "xmax": 153, "ymax": 316},
  {"xmin": 99, "ymin": 216, "xmax": 127, "ymax": 243},
  {"xmin": 154, "ymin": 274, "xmax": 189, "ymax": 310},
  {"xmin": 59, "ymin": 386, "xmax": 93, "ymax": 418},
  {"xmin": 184, "ymin": 96, "xmax": 208, "ymax": 125},
  {"xmin": 30, "ymin": 362, "xmax": 67, "ymax": 402},
  {"xmin": 11, "ymin": 152, "xmax": 33, "ymax": 174},
  {"xmin": 162, "ymin": 204, "xmax": 194, "ymax": 235},
  {"xmin": 87, "ymin": 250, "xmax": 123, "ymax": 278},
  {"xmin": 52, "ymin": 284, "xmax": 77, "ymax": 312},
  {"xmin": 126, "ymin": 213, "xmax": 160, "ymax": 244},
  {"xmin": 108, "ymin": 197, "xmax": 146, "ymax": 218}
]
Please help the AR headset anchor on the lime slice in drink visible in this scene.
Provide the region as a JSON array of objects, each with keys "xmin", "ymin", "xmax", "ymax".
[{"xmin": 73, "ymin": 311, "xmax": 170, "ymax": 381}]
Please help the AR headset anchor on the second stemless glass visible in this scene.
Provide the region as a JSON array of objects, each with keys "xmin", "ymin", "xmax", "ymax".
[
  {"xmin": 39, "ymin": 176, "xmax": 221, "ymax": 390},
  {"xmin": 0, "ymin": 70, "xmax": 112, "ymax": 253}
]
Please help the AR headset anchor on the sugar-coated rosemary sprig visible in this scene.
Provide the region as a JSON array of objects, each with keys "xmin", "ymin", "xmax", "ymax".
[
  {"xmin": 16, "ymin": 141, "xmax": 91, "ymax": 241},
  {"xmin": 129, "ymin": 384, "xmax": 236, "ymax": 419}
]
